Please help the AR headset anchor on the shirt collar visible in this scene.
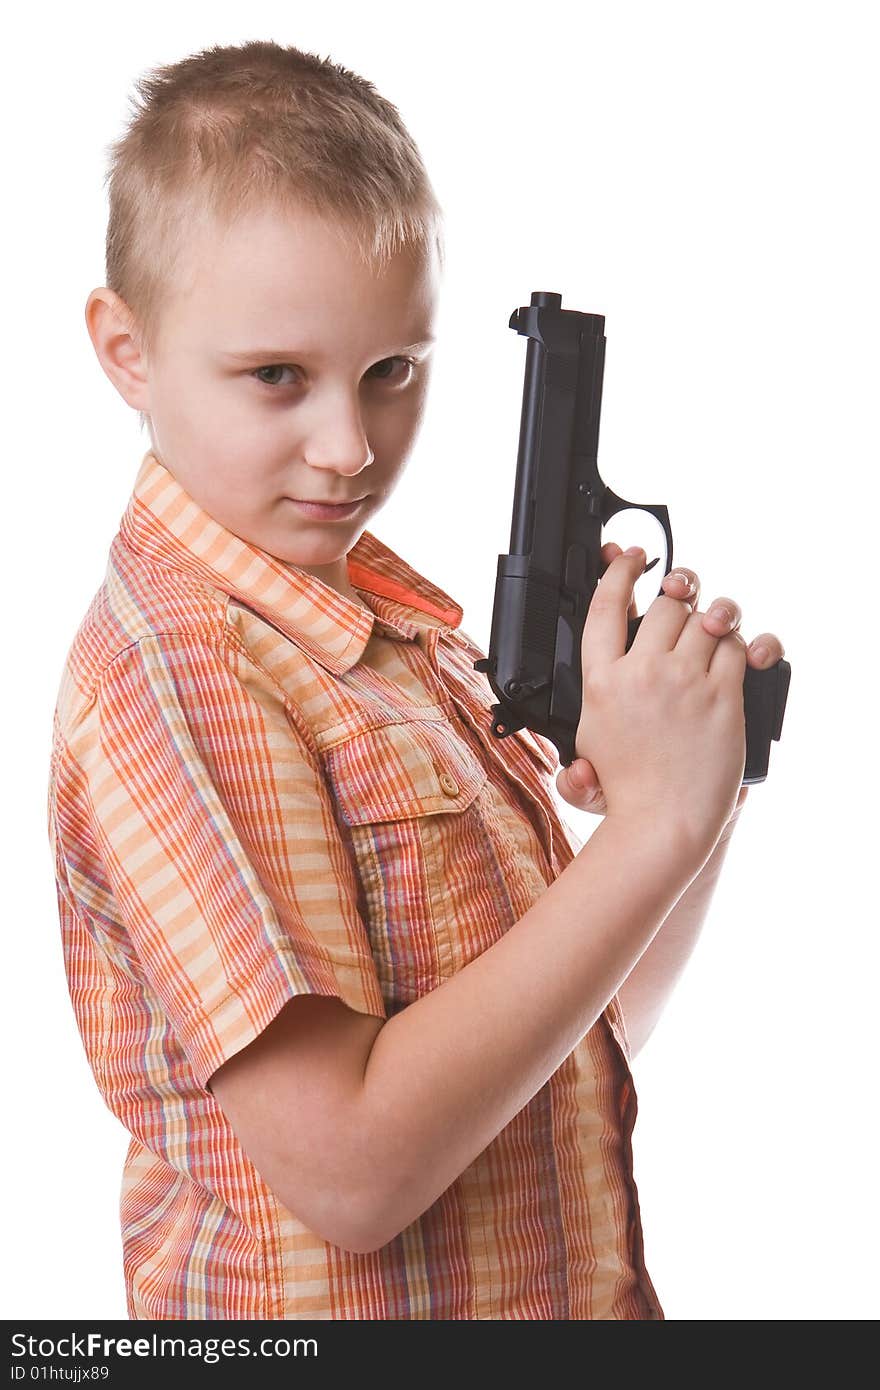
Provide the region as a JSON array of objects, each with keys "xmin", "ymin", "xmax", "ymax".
[{"xmin": 118, "ymin": 450, "xmax": 464, "ymax": 675}]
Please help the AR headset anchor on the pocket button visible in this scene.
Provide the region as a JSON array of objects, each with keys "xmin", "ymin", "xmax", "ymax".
[{"xmin": 438, "ymin": 771, "xmax": 460, "ymax": 798}]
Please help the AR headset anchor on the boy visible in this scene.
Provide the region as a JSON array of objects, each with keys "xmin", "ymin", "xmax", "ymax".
[{"xmin": 46, "ymin": 39, "xmax": 782, "ymax": 1320}]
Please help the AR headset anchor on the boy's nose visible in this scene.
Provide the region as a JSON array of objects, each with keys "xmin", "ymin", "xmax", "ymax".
[
  {"xmin": 301, "ymin": 407, "xmax": 375, "ymax": 476},
  {"xmin": 303, "ymin": 446, "xmax": 374, "ymax": 477}
]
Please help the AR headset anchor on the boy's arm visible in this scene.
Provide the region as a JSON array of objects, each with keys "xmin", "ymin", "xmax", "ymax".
[
  {"xmin": 615, "ymin": 813, "xmax": 742, "ymax": 1059},
  {"xmin": 208, "ymin": 812, "xmax": 712, "ymax": 1255}
]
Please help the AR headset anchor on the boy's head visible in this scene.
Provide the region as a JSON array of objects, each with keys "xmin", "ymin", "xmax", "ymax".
[{"xmin": 86, "ymin": 41, "xmax": 444, "ymax": 602}]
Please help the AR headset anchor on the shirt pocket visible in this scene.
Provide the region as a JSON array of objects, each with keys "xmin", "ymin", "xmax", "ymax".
[{"xmin": 324, "ymin": 716, "xmax": 489, "ymax": 1012}]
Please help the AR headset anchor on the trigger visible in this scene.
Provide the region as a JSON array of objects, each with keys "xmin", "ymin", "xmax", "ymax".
[{"xmin": 602, "ymin": 552, "xmax": 662, "ymax": 577}]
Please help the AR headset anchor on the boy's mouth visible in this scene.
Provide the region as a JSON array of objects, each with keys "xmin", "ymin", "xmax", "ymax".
[{"xmin": 287, "ymin": 496, "xmax": 367, "ymax": 520}]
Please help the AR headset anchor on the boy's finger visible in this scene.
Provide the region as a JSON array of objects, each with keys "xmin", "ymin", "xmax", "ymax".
[
  {"xmin": 557, "ymin": 759, "xmax": 603, "ymax": 811},
  {"xmin": 600, "ymin": 541, "xmax": 624, "ymax": 572},
  {"xmin": 583, "ymin": 546, "xmax": 647, "ymax": 666},
  {"xmin": 661, "ymin": 568, "xmax": 700, "ymax": 606}
]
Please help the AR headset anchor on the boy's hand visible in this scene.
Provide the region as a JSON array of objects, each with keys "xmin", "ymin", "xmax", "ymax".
[{"xmin": 555, "ymin": 541, "xmax": 786, "ymax": 822}]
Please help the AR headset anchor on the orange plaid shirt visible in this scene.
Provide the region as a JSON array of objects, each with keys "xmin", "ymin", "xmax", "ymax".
[{"xmin": 46, "ymin": 448, "xmax": 664, "ymax": 1320}]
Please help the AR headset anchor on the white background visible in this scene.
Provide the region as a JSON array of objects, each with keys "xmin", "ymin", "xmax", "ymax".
[{"xmin": 4, "ymin": 0, "xmax": 877, "ymax": 1321}]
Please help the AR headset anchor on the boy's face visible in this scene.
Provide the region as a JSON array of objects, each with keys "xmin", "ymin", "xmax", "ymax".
[{"xmin": 89, "ymin": 205, "xmax": 439, "ymax": 602}]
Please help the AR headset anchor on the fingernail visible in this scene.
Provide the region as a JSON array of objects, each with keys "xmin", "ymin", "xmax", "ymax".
[
  {"xmin": 709, "ymin": 604, "xmax": 734, "ymax": 624},
  {"xmin": 624, "ymin": 546, "xmax": 645, "ymax": 558},
  {"xmin": 670, "ymin": 570, "xmax": 694, "ymax": 593},
  {"xmin": 750, "ymin": 642, "xmax": 769, "ymax": 663}
]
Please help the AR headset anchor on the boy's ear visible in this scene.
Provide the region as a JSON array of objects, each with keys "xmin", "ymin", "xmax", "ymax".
[{"xmin": 84, "ymin": 287, "xmax": 151, "ymax": 412}]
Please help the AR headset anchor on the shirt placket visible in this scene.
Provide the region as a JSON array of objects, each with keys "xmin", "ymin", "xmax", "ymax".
[{"xmin": 418, "ymin": 630, "xmax": 561, "ymax": 879}]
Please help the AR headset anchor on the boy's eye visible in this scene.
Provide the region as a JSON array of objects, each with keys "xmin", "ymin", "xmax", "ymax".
[
  {"xmin": 366, "ymin": 356, "xmax": 417, "ymax": 383},
  {"xmin": 251, "ymin": 357, "xmax": 416, "ymax": 390},
  {"xmin": 252, "ymin": 363, "xmax": 300, "ymax": 388}
]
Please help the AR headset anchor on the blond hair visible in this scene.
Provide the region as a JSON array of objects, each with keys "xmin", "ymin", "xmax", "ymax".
[{"xmin": 101, "ymin": 39, "xmax": 445, "ymax": 431}]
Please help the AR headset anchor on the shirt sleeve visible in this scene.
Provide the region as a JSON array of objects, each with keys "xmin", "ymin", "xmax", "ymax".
[{"xmin": 71, "ymin": 629, "xmax": 387, "ymax": 1091}]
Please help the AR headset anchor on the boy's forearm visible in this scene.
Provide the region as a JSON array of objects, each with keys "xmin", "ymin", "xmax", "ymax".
[
  {"xmin": 616, "ymin": 818, "xmax": 740, "ymax": 1058},
  {"xmin": 353, "ymin": 816, "xmax": 712, "ymax": 1251}
]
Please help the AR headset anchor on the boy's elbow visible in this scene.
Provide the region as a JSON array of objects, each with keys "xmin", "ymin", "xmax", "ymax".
[
  {"xmin": 273, "ymin": 1108, "xmax": 403, "ymax": 1254},
  {"xmin": 343, "ymin": 1213, "xmax": 403, "ymax": 1256},
  {"xmin": 322, "ymin": 1160, "xmax": 416, "ymax": 1254},
  {"xmin": 338, "ymin": 1220, "xmax": 390, "ymax": 1257},
  {"xmin": 287, "ymin": 1162, "xmax": 400, "ymax": 1256},
  {"xmin": 340, "ymin": 1177, "xmax": 408, "ymax": 1254},
  {"xmin": 327, "ymin": 1113, "xmax": 412, "ymax": 1253},
  {"xmin": 316, "ymin": 1191, "xmax": 398, "ymax": 1256},
  {"xmin": 348, "ymin": 1165, "xmax": 435, "ymax": 1254}
]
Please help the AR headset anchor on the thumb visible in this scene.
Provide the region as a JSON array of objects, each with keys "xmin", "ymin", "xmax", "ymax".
[{"xmin": 557, "ymin": 758, "xmax": 602, "ymax": 810}]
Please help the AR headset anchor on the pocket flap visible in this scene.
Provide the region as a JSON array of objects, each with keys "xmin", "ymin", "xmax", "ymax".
[{"xmin": 326, "ymin": 717, "xmax": 488, "ymax": 826}]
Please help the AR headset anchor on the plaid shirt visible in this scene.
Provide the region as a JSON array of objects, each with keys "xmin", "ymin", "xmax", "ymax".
[{"xmin": 46, "ymin": 448, "xmax": 663, "ymax": 1319}]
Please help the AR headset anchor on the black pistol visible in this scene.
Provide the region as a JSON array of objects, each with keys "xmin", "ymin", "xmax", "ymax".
[{"xmin": 474, "ymin": 290, "xmax": 791, "ymax": 784}]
